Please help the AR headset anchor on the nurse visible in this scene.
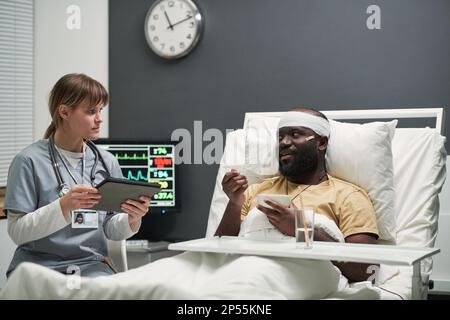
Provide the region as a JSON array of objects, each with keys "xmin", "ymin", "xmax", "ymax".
[{"xmin": 4, "ymin": 73, "xmax": 151, "ymax": 277}]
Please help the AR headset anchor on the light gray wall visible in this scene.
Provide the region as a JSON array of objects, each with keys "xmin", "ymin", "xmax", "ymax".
[
  {"xmin": 109, "ymin": 0, "xmax": 450, "ymax": 242},
  {"xmin": 34, "ymin": 0, "xmax": 109, "ymax": 140}
]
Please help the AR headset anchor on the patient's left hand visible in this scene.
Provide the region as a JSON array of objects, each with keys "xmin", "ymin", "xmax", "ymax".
[
  {"xmin": 121, "ymin": 196, "xmax": 151, "ymax": 225},
  {"xmin": 257, "ymin": 200, "xmax": 295, "ymax": 237}
]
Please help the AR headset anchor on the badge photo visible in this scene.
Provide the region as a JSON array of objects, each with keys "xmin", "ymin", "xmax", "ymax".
[{"xmin": 72, "ymin": 210, "xmax": 99, "ymax": 229}]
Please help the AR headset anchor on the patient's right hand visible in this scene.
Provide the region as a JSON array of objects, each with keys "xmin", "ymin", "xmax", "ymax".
[{"xmin": 222, "ymin": 169, "xmax": 248, "ymax": 206}]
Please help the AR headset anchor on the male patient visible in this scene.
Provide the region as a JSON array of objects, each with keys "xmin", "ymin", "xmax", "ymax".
[{"xmin": 215, "ymin": 107, "xmax": 379, "ymax": 282}]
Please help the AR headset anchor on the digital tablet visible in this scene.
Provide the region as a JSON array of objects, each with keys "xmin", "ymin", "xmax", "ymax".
[{"xmin": 91, "ymin": 177, "xmax": 160, "ymax": 212}]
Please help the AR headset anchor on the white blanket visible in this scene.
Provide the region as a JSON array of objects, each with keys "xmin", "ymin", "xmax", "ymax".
[
  {"xmin": 3, "ymin": 211, "xmax": 395, "ymax": 300},
  {"xmin": 1, "ymin": 251, "xmax": 342, "ymax": 300}
]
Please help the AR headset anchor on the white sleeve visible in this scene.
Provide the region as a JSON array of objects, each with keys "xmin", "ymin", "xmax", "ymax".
[
  {"xmin": 7, "ymin": 199, "xmax": 70, "ymax": 246},
  {"xmin": 103, "ymin": 213, "xmax": 141, "ymax": 241}
]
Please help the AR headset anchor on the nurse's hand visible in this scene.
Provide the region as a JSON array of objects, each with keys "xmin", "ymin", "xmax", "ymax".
[
  {"xmin": 120, "ymin": 196, "xmax": 151, "ymax": 225},
  {"xmin": 59, "ymin": 184, "xmax": 101, "ymax": 216}
]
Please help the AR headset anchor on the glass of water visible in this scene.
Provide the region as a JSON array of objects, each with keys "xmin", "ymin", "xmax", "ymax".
[{"xmin": 294, "ymin": 207, "xmax": 315, "ymax": 249}]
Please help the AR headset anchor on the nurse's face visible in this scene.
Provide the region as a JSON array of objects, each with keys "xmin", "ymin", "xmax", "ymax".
[{"xmin": 65, "ymin": 97, "xmax": 104, "ymax": 140}]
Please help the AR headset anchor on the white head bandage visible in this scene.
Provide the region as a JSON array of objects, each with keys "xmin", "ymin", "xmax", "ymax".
[{"xmin": 277, "ymin": 112, "xmax": 330, "ymax": 137}]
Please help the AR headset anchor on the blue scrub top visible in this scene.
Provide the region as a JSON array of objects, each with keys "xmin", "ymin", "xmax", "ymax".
[{"xmin": 4, "ymin": 139, "xmax": 123, "ymax": 277}]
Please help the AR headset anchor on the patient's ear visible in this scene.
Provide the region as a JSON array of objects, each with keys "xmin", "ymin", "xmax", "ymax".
[{"xmin": 318, "ymin": 136, "xmax": 328, "ymax": 151}]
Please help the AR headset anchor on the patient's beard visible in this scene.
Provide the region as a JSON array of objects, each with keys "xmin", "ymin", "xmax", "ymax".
[{"xmin": 279, "ymin": 144, "xmax": 318, "ymax": 179}]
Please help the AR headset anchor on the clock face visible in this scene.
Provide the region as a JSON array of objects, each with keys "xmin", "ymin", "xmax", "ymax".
[{"xmin": 144, "ymin": 0, "xmax": 203, "ymax": 59}]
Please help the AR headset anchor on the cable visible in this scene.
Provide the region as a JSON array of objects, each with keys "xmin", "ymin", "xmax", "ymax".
[{"xmin": 377, "ymin": 286, "xmax": 405, "ymax": 300}]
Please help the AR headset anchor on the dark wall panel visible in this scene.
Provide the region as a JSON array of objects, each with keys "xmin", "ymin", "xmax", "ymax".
[{"xmin": 110, "ymin": 0, "xmax": 450, "ymax": 241}]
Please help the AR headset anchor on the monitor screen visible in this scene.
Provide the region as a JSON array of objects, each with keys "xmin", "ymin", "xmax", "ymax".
[{"xmin": 95, "ymin": 139, "xmax": 177, "ymax": 213}]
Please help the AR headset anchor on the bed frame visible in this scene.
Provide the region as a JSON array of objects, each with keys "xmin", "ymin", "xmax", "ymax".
[{"xmin": 244, "ymin": 108, "xmax": 444, "ymax": 134}]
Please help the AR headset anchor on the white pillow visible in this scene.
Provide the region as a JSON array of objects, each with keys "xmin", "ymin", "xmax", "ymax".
[
  {"xmin": 392, "ymin": 129, "xmax": 446, "ymax": 247},
  {"xmin": 326, "ymin": 119, "xmax": 397, "ymax": 241},
  {"xmin": 380, "ymin": 128, "xmax": 446, "ymax": 288},
  {"xmin": 206, "ymin": 114, "xmax": 397, "ymax": 241}
]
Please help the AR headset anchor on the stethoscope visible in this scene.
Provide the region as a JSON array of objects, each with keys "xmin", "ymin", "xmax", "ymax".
[{"xmin": 48, "ymin": 134, "xmax": 110, "ymax": 197}]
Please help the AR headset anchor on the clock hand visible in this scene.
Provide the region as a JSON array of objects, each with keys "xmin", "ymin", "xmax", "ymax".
[
  {"xmin": 164, "ymin": 11, "xmax": 174, "ymax": 30},
  {"xmin": 166, "ymin": 15, "xmax": 193, "ymax": 29}
]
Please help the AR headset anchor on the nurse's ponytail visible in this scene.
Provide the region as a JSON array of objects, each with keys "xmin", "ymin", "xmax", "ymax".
[
  {"xmin": 43, "ymin": 73, "xmax": 108, "ymax": 139},
  {"xmin": 44, "ymin": 122, "xmax": 56, "ymax": 139}
]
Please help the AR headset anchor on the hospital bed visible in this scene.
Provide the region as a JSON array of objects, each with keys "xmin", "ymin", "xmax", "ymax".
[
  {"xmin": 0, "ymin": 108, "xmax": 446, "ymax": 300},
  {"xmin": 201, "ymin": 108, "xmax": 447, "ymax": 300}
]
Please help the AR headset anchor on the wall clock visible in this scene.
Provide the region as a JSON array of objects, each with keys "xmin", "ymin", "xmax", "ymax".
[{"xmin": 144, "ymin": 0, "xmax": 203, "ymax": 59}]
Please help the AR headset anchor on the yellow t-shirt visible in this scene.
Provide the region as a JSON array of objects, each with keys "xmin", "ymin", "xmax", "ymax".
[{"xmin": 241, "ymin": 175, "xmax": 379, "ymax": 239}]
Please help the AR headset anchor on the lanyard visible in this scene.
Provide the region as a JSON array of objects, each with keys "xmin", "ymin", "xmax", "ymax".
[{"xmin": 286, "ymin": 173, "xmax": 328, "ymax": 205}]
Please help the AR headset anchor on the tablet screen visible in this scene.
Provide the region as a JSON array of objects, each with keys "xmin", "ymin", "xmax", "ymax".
[{"xmin": 92, "ymin": 177, "xmax": 160, "ymax": 212}]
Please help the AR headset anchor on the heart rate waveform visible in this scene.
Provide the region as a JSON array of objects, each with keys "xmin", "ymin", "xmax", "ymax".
[
  {"xmin": 97, "ymin": 142, "xmax": 176, "ymax": 209},
  {"xmin": 113, "ymin": 150, "xmax": 149, "ymax": 166},
  {"xmin": 121, "ymin": 168, "xmax": 148, "ymax": 182}
]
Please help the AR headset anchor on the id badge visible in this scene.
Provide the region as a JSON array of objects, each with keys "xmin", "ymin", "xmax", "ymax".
[{"xmin": 72, "ymin": 210, "xmax": 98, "ymax": 229}]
